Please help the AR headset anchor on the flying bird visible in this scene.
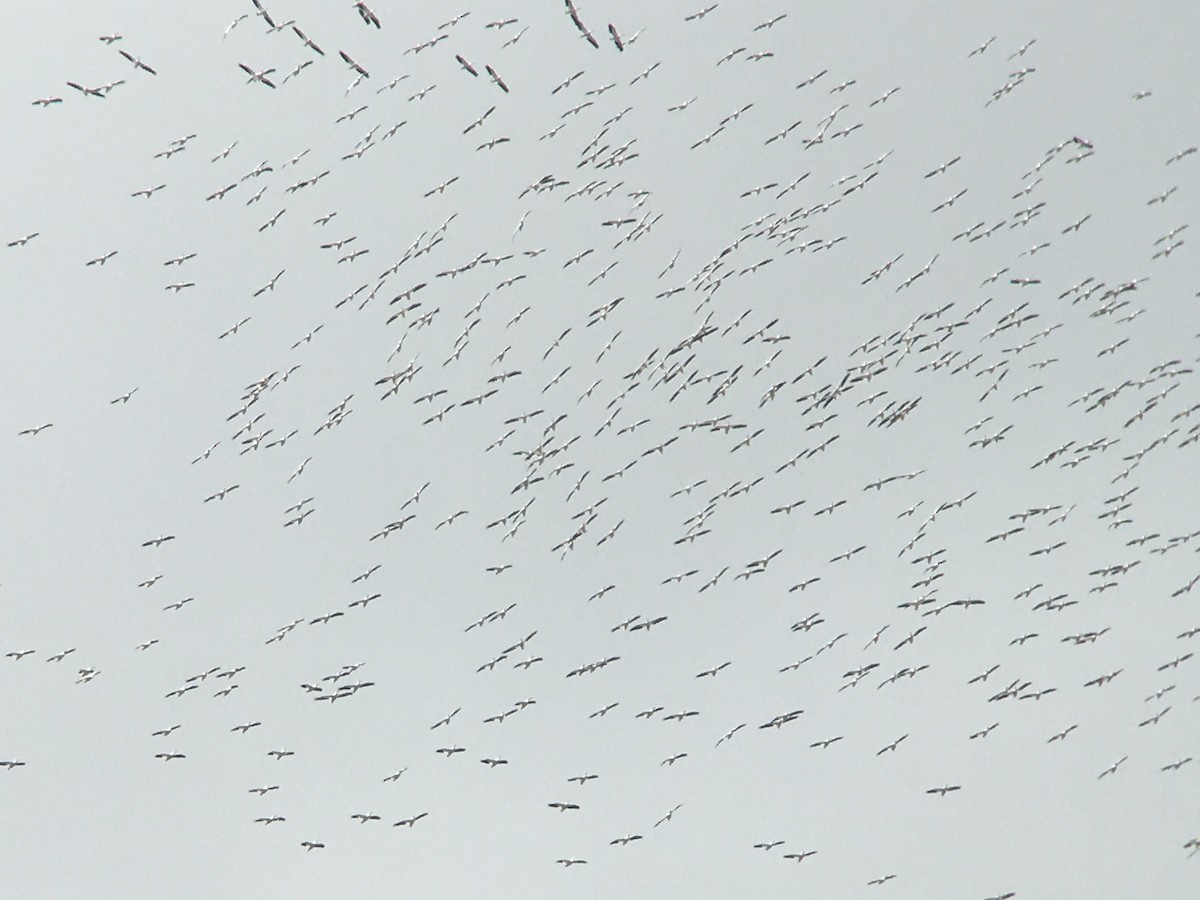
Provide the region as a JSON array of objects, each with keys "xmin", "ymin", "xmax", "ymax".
[
  {"xmin": 118, "ymin": 50, "xmax": 157, "ymax": 75},
  {"xmin": 485, "ymin": 65, "xmax": 509, "ymax": 93},
  {"xmin": 238, "ymin": 64, "xmax": 277, "ymax": 88}
]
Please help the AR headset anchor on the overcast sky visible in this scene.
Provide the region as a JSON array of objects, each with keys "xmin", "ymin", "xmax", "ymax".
[{"xmin": 2, "ymin": 1, "xmax": 1198, "ymax": 897}]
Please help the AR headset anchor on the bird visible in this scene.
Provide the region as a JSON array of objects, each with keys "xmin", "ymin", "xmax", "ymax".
[
  {"xmin": 1099, "ymin": 757, "xmax": 1129, "ymax": 779},
  {"xmin": 85, "ymin": 250, "xmax": 118, "ymax": 266},
  {"xmin": 654, "ymin": 804, "xmax": 683, "ymax": 827},
  {"xmin": 292, "ymin": 25, "xmax": 324, "ymax": 55},
  {"xmin": 784, "ymin": 850, "xmax": 818, "ymax": 862},
  {"xmin": 339, "ymin": 50, "xmax": 369, "ymax": 78},
  {"xmin": 354, "ymin": 2, "xmax": 381, "ymax": 28},
  {"xmin": 66, "ymin": 81, "xmax": 107, "ymax": 99},
  {"xmin": 239, "ymin": 63, "xmax": 277, "ymax": 88},
  {"xmin": 926, "ymin": 784, "xmax": 962, "ymax": 796},
  {"xmin": 130, "ymin": 184, "xmax": 166, "ymax": 199},
  {"xmin": 118, "ymin": 50, "xmax": 157, "ymax": 75},
  {"xmin": 485, "ymin": 65, "xmax": 509, "ymax": 93}
]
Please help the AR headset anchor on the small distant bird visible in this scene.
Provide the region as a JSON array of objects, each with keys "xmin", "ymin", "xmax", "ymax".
[
  {"xmin": 239, "ymin": 63, "xmax": 277, "ymax": 88},
  {"xmin": 784, "ymin": 850, "xmax": 818, "ymax": 862},
  {"xmin": 926, "ymin": 784, "xmax": 962, "ymax": 796},
  {"xmin": 118, "ymin": 50, "xmax": 157, "ymax": 75},
  {"xmin": 354, "ymin": 2, "xmax": 382, "ymax": 28},
  {"xmin": 485, "ymin": 64, "xmax": 509, "ymax": 93}
]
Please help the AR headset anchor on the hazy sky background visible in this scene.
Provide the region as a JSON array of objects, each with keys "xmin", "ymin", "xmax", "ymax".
[{"xmin": 2, "ymin": 1, "xmax": 1198, "ymax": 897}]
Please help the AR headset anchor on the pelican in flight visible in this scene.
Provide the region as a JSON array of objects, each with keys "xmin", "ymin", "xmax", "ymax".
[
  {"xmin": 118, "ymin": 50, "xmax": 157, "ymax": 75},
  {"xmin": 239, "ymin": 64, "xmax": 277, "ymax": 88},
  {"xmin": 485, "ymin": 64, "xmax": 509, "ymax": 93}
]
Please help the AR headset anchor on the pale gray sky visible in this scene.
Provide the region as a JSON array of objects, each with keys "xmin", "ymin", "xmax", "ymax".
[{"xmin": 2, "ymin": 1, "xmax": 1198, "ymax": 897}]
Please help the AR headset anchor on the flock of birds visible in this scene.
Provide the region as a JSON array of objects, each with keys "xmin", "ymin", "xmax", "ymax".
[{"xmin": 4, "ymin": 1, "xmax": 1199, "ymax": 897}]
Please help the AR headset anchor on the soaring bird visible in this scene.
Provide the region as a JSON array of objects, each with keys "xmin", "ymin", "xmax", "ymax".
[
  {"xmin": 354, "ymin": 2, "xmax": 381, "ymax": 28},
  {"xmin": 118, "ymin": 50, "xmax": 157, "ymax": 75},
  {"xmin": 485, "ymin": 64, "xmax": 509, "ymax": 93},
  {"xmin": 339, "ymin": 50, "xmax": 369, "ymax": 78},
  {"xmin": 239, "ymin": 63, "xmax": 277, "ymax": 88}
]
